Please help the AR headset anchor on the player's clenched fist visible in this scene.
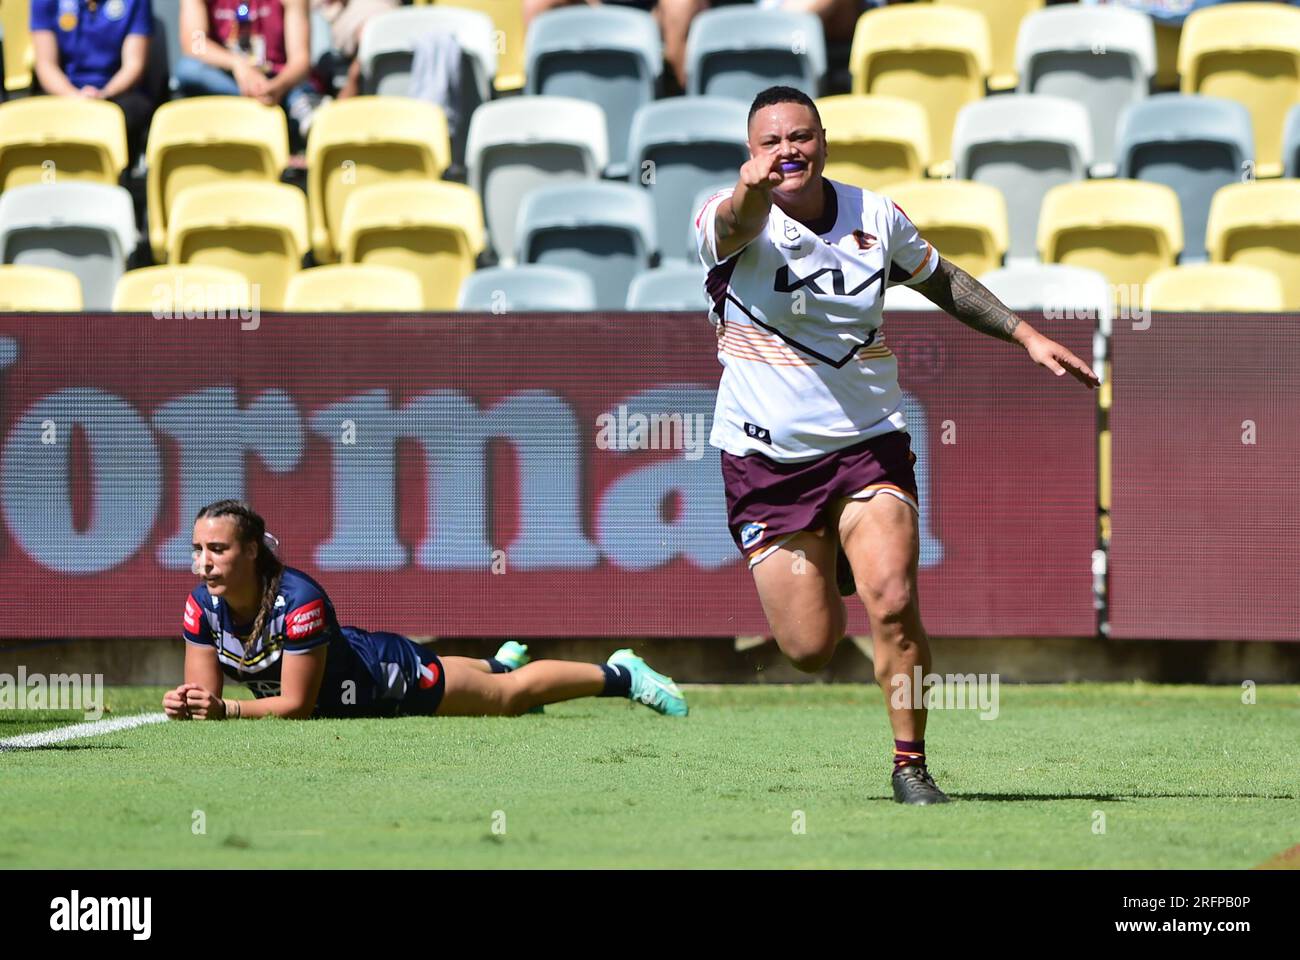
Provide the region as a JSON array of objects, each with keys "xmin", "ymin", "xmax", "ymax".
[{"xmin": 738, "ymin": 152, "xmax": 788, "ymax": 195}]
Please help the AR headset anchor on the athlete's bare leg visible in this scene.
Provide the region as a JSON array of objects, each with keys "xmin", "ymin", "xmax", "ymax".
[
  {"xmin": 441, "ymin": 655, "xmax": 493, "ymax": 675},
  {"xmin": 836, "ymin": 493, "xmax": 930, "ymax": 742},
  {"xmin": 655, "ymin": 0, "xmax": 711, "ymax": 91},
  {"xmin": 749, "ymin": 527, "xmax": 846, "ymax": 671},
  {"xmin": 438, "ymin": 659, "xmax": 605, "ymax": 716}
]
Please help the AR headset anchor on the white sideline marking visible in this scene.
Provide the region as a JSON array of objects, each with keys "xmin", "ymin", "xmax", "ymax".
[{"xmin": 0, "ymin": 712, "xmax": 169, "ymax": 751}]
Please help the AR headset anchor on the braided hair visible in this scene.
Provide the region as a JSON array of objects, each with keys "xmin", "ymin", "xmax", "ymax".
[{"xmin": 194, "ymin": 500, "xmax": 283, "ymax": 648}]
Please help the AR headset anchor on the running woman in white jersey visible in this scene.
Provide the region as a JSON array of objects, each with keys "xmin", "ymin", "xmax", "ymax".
[{"xmin": 696, "ymin": 86, "xmax": 1099, "ymax": 805}]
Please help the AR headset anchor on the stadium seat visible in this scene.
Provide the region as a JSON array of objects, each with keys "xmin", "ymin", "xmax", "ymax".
[
  {"xmin": 882, "ymin": 180, "xmax": 1008, "ymax": 279},
  {"xmin": 0, "ymin": 264, "xmax": 83, "ymax": 310},
  {"xmin": 525, "ymin": 7, "xmax": 661, "ymax": 179},
  {"xmin": 980, "ymin": 263, "xmax": 1113, "ymax": 332},
  {"xmin": 1205, "ymin": 181, "xmax": 1300, "ymax": 309},
  {"xmin": 339, "ymin": 180, "xmax": 485, "ymax": 309},
  {"xmin": 2, "ymin": 0, "xmax": 33, "ymax": 92},
  {"xmin": 816, "ymin": 95, "xmax": 930, "ymax": 193},
  {"xmin": 882, "ymin": 283, "xmax": 936, "ymax": 311},
  {"xmin": 849, "ymin": 5, "xmax": 991, "ymax": 173},
  {"xmin": 0, "ymin": 182, "xmax": 137, "ymax": 311},
  {"xmin": 306, "ymin": 96, "xmax": 452, "ymax": 264},
  {"xmin": 112, "ymin": 264, "xmax": 252, "ymax": 313},
  {"xmin": 684, "ymin": 7, "xmax": 827, "ymax": 103},
  {"xmin": 1285, "ymin": 104, "xmax": 1300, "ymax": 178},
  {"xmin": 284, "ymin": 265, "xmax": 425, "ymax": 312},
  {"xmin": 1178, "ymin": 2, "xmax": 1300, "ymax": 178},
  {"xmin": 953, "ymin": 94, "xmax": 1091, "ymax": 262},
  {"xmin": 152, "ymin": 0, "xmax": 183, "ymax": 93},
  {"xmin": 425, "ymin": 0, "xmax": 526, "ymax": 92},
  {"xmin": 0, "ymin": 97, "xmax": 127, "ymax": 190},
  {"xmin": 166, "ymin": 181, "xmax": 309, "ymax": 310},
  {"xmin": 626, "ymin": 264, "xmax": 707, "ymax": 311},
  {"xmin": 517, "ymin": 182, "xmax": 656, "ymax": 310},
  {"xmin": 934, "ymin": 0, "xmax": 1044, "ymax": 91},
  {"xmin": 1145, "ymin": 263, "xmax": 1285, "ymax": 312},
  {"xmin": 146, "ymin": 97, "xmax": 289, "ymax": 264},
  {"xmin": 467, "ymin": 96, "xmax": 607, "ymax": 264},
  {"xmin": 458, "ymin": 264, "xmax": 598, "ymax": 311},
  {"xmin": 357, "ymin": 5, "xmax": 498, "ymax": 103},
  {"xmin": 1116, "ymin": 95, "xmax": 1253, "ymax": 263},
  {"xmin": 628, "ymin": 97, "xmax": 748, "ymax": 270},
  {"xmin": 1016, "ymin": 4, "xmax": 1156, "ymax": 176},
  {"xmin": 1038, "ymin": 180, "xmax": 1183, "ymax": 292}
]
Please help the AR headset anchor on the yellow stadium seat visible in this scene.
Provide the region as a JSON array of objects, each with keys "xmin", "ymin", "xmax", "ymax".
[
  {"xmin": 284, "ymin": 264, "xmax": 426, "ymax": 312},
  {"xmin": 0, "ymin": 264, "xmax": 83, "ymax": 310},
  {"xmin": 2, "ymin": 0, "xmax": 33, "ymax": 91},
  {"xmin": 849, "ymin": 5, "xmax": 991, "ymax": 173},
  {"xmin": 339, "ymin": 181, "xmax": 485, "ymax": 309},
  {"xmin": 306, "ymin": 96, "xmax": 452, "ymax": 264},
  {"xmin": 166, "ymin": 181, "xmax": 309, "ymax": 310},
  {"xmin": 145, "ymin": 97, "xmax": 289, "ymax": 263},
  {"xmin": 1178, "ymin": 2, "xmax": 1300, "ymax": 178},
  {"xmin": 425, "ymin": 0, "xmax": 526, "ymax": 92},
  {"xmin": 1038, "ymin": 180, "xmax": 1183, "ymax": 292},
  {"xmin": 882, "ymin": 180, "xmax": 1008, "ymax": 278},
  {"xmin": 1145, "ymin": 263, "xmax": 1285, "ymax": 312},
  {"xmin": 934, "ymin": 0, "xmax": 1043, "ymax": 92},
  {"xmin": 1206, "ymin": 180, "xmax": 1300, "ymax": 309},
  {"xmin": 112, "ymin": 265, "xmax": 252, "ymax": 313},
  {"xmin": 816, "ymin": 95, "xmax": 930, "ymax": 191},
  {"xmin": 0, "ymin": 97, "xmax": 127, "ymax": 190}
]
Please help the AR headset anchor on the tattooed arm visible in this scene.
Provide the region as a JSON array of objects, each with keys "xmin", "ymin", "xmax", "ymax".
[{"xmin": 911, "ymin": 257, "xmax": 1100, "ymax": 389}]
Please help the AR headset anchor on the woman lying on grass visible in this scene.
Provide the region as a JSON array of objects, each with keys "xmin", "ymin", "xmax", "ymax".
[{"xmin": 163, "ymin": 500, "xmax": 687, "ymax": 721}]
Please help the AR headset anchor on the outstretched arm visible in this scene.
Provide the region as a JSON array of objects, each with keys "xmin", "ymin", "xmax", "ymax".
[{"xmin": 911, "ymin": 257, "xmax": 1100, "ymax": 389}]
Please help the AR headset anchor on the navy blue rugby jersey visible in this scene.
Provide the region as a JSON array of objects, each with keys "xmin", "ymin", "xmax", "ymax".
[{"xmin": 182, "ymin": 566, "xmax": 434, "ymax": 717}]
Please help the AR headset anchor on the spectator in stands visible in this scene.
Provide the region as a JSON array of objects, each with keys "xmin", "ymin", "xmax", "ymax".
[
  {"xmin": 523, "ymin": 0, "xmax": 907, "ymax": 94},
  {"xmin": 30, "ymin": 0, "xmax": 156, "ymax": 162},
  {"xmin": 524, "ymin": 0, "xmax": 709, "ymax": 93},
  {"xmin": 175, "ymin": 0, "xmax": 317, "ymax": 141},
  {"xmin": 311, "ymin": 0, "xmax": 398, "ymax": 99}
]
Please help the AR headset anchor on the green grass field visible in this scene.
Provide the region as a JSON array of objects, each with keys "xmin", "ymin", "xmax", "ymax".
[{"xmin": 2, "ymin": 683, "xmax": 1297, "ymax": 869}]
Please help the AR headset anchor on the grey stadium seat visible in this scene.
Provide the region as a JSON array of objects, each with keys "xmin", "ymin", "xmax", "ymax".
[
  {"xmin": 685, "ymin": 7, "xmax": 826, "ymax": 103},
  {"xmin": 516, "ymin": 182, "xmax": 657, "ymax": 310},
  {"xmin": 1016, "ymin": 4, "xmax": 1155, "ymax": 176},
  {"xmin": 457, "ymin": 264, "xmax": 598, "ymax": 312},
  {"xmin": 467, "ymin": 96, "xmax": 608, "ymax": 264},
  {"xmin": 1117, "ymin": 94, "xmax": 1253, "ymax": 262},
  {"xmin": 953, "ymin": 94, "xmax": 1091, "ymax": 263},
  {"xmin": 0, "ymin": 182, "xmax": 138, "ymax": 310},
  {"xmin": 358, "ymin": 6, "xmax": 498, "ymax": 103},
  {"xmin": 525, "ymin": 6, "xmax": 662, "ymax": 179},
  {"xmin": 626, "ymin": 263, "xmax": 708, "ymax": 310},
  {"xmin": 1286, "ymin": 103, "xmax": 1300, "ymax": 178},
  {"xmin": 627, "ymin": 97, "xmax": 748, "ymax": 270}
]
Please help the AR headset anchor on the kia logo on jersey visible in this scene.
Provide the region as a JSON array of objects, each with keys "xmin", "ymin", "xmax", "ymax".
[{"xmin": 773, "ymin": 264, "xmax": 884, "ymax": 298}]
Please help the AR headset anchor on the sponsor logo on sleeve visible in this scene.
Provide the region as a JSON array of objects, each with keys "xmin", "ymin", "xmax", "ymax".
[
  {"xmin": 183, "ymin": 596, "xmax": 202, "ymax": 634},
  {"xmin": 285, "ymin": 599, "xmax": 325, "ymax": 640},
  {"xmin": 418, "ymin": 661, "xmax": 442, "ymax": 690}
]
